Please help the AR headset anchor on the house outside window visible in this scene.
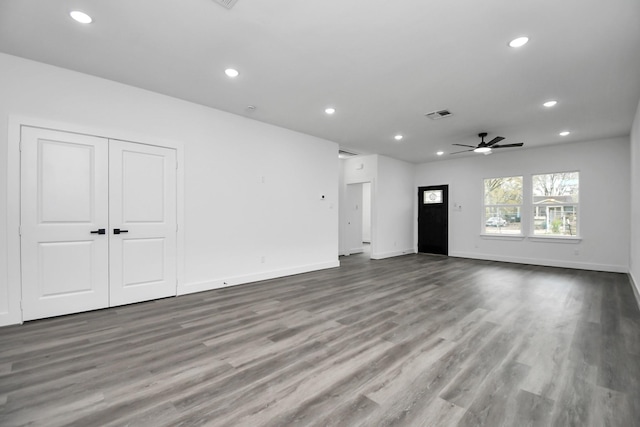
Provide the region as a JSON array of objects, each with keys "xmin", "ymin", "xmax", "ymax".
[
  {"xmin": 532, "ymin": 171, "xmax": 579, "ymax": 237},
  {"xmin": 483, "ymin": 176, "xmax": 523, "ymax": 235}
]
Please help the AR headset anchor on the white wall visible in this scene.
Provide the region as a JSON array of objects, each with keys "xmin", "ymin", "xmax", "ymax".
[
  {"xmin": 630, "ymin": 98, "xmax": 640, "ymax": 301},
  {"xmin": 0, "ymin": 53, "xmax": 339, "ymax": 326},
  {"xmin": 415, "ymin": 137, "xmax": 630, "ymax": 272},
  {"xmin": 375, "ymin": 155, "xmax": 415, "ymax": 259},
  {"xmin": 339, "ymin": 155, "xmax": 415, "ymax": 259}
]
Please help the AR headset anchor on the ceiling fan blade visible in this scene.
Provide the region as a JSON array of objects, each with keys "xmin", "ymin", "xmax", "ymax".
[
  {"xmin": 452, "ymin": 144, "xmax": 477, "ymax": 148},
  {"xmin": 485, "ymin": 136, "xmax": 505, "ymax": 147},
  {"xmin": 492, "ymin": 143, "xmax": 524, "ymax": 149},
  {"xmin": 450, "ymin": 149, "xmax": 474, "ymax": 154}
]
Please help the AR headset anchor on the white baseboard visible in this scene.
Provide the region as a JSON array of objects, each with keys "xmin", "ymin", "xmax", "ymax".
[
  {"xmin": 178, "ymin": 260, "xmax": 340, "ymax": 296},
  {"xmin": 371, "ymin": 248, "xmax": 416, "ymax": 260},
  {"xmin": 448, "ymin": 251, "xmax": 627, "ymax": 273}
]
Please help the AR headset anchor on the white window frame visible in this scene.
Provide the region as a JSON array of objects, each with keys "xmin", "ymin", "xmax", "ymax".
[
  {"xmin": 482, "ymin": 175, "xmax": 524, "ymax": 236},
  {"xmin": 530, "ymin": 171, "xmax": 580, "ymax": 239}
]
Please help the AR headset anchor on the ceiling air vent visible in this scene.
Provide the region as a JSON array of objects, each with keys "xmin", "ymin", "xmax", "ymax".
[
  {"xmin": 213, "ymin": 0, "xmax": 239, "ymax": 9},
  {"xmin": 425, "ymin": 109, "xmax": 453, "ymax": 120},
  {"xmin": 339, "ymin": 150, "xmax": 358, "ymax": 159}
]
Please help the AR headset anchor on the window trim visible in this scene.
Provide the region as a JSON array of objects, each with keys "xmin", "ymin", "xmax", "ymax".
[
  {"xmin": 530, "ymin": 170, "xmax": 580, "ymax": 239},
  {"xmin": 480, "ymin": 234, "xmax": 525, "ymax": 240},
  {"xmin": 482, "ymin": 175, "xmax": 524, "ymax": 237},
  {"xmin": 528, "ymin": 236, "xmax": 582, "ymax": 243},
  {"xmin": 479, "ymin": 171, "xmax": 581, "ymax": 242}
]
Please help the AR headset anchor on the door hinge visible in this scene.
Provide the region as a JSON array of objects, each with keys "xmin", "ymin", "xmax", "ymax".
[
  {"xmin": 18, "ymin": 226, "xmax": 22, "ymax": 236},
  {"xmin": 19, "ymin": 140, "xmax": 23, "ymax": 152}
]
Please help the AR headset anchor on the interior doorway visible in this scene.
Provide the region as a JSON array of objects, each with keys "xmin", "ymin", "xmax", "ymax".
[
  {"xmin": 418, "ymin": 185, "xmax": 449, "ymax": 255},
  {"xmin": 345, "ymin": 182, "xmax": 372, "ymax": 258},
  {"xmin": 361, "ymin": 182, "xmax": 371, "ymax": 255}
]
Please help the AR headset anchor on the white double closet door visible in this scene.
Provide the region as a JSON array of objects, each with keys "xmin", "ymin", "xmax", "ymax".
[{"xmin": 20, "ymin": 127, "xmax": 177, "ymax": 321}]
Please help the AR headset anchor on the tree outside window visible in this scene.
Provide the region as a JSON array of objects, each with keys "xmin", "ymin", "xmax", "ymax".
[
  {"xmin": 532, "ymin": 171, "xmax": 579, "ymax": 236},
  {"xmin": 483, "ymin": 176, "xmax": 523, "ymax": 235}
]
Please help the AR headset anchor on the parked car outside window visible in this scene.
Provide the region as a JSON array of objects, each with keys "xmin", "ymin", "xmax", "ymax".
[{"xmin": 486, "ymin": 217, "xmax": 507, "ymax": 227}]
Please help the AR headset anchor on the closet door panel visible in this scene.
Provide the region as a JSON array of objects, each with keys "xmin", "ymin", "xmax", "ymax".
[
  {"xmin": 21, "ymin": 127, "xmax": 109, "ymax": 321},
  {"xmin": 109, "ymin": 140, "xmax": 177, "ymax": 306}
]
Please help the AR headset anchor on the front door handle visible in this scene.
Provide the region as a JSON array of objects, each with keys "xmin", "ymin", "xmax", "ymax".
[
  {"xmin": 90, "ymin": 229, "xmax": 106, "ymax": 235},
  {"xmin": 114, "ymin": 228, "xmax": 129, "ymax": 235}
]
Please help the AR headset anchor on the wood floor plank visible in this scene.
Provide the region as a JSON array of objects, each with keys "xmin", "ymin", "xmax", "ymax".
[
  {"xmin": 456, "ymin": 360, "xmax": 531, "ymax": 426},
  {"xmin": 1, "ymin": 253, "xmax": 639, "ymax": 426},
  {"xmin": 509, "ymin": 389, "xmax": 554, "ymax": 427}
]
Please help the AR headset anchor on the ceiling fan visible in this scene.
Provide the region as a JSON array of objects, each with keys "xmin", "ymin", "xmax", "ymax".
[{"xmin": 451, "ymin": 132, "xmax": 524, "ymax": 155}]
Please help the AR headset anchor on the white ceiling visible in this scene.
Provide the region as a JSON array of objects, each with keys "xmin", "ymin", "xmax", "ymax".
[{"xmin": 1, "ymin": 0, "xmax": 639, "ymax": 163}]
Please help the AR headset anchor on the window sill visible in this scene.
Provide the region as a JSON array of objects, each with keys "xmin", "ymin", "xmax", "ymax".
[
  {"xmin": 480, "ymin": 234, "xmax": 525, "ymax": 241},
  {"xmin": 528, "ymin": 236, "xmax": 582, "ymax": 243},
  {"xmin": 480, "ymin": 234, "xmax": 582, "ymax": 243}
]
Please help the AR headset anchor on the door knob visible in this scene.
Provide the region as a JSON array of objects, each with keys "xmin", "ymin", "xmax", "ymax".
[
  {"xmin": 90, "ymin": 229, "xmax": 106, "ymax": 235},
  {"xmin": 113, "ymin": 229, "xmax": 129, "ymax": 234}
]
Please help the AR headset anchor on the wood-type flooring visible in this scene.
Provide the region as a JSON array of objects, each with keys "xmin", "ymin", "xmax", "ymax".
[{"xmin": 1, "ymin": 253, "xmax": 639, "ymax": 426}]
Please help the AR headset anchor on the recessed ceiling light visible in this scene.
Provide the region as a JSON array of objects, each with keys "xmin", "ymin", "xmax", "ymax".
[
  {"xmin": 436, "ymin": 151, "xmax": 444, "ymax": 156},
  {"xmin": 508, "ymin": 36, "xmax": 529, "ymax": 48},
  {"xmin": 543, "ymin": 100, "xmax": 558, "ymax": 108},
  {"xmin": 224, "ymin": 68, "xmax": 239, "ymax": 78},
  {"xmin": 559, "ymin": 131, "xmax": 570, "ymax": 136},
  {"xmin": 394, "ymin": 135, "xmax": 403, "ymax": 141},
  {"xmin": 70, "ymin": 11, "xmax": 92, "ymax": 24},
  {"xmin": 325, "ymin": 107, "xmax": 336, "ymax": 115},
  {"xmin": 474, "ymin": 147, "xmax": 492, "ymax": 154}
]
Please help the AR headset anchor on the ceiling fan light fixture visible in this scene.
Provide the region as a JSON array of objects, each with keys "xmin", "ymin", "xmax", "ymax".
[
  {"xmin": 559, "ymin": 131, "xmax": 570, "ymax": 136},
  {"xmin": 543, "ymin": 100, "xmax": 557, "ymax": 108},
  {"xmin": 224, "ymin": 68, "xmax": 239, "ymax": 78},
  {"xmin": 436, "ymin": 151, "xmax": 444, "ymax": 156},
  {"xmin": 452, "ymin": 132, "xmax": 523, "ymax": 154},
  {"xmin": 394, "ymin": 134, "xmax": 403, "ymax": 141},
  {"xmin": 70, "ymin": 11, "xmax": 92, "ymax": 24},
  {"xmin": 509, "ymin": 36, "xmax": 529, "ymax": 48}
]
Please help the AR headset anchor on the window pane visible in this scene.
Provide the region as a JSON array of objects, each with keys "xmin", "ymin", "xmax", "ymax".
[
  {"xmin": 533, "ymin": 206, "xmax": 578, "ymax": 236},
  {"xmin": 423, "ymin": 190, "xmax": 443, "ymax": 204},
  {"xmin": 484, "ymin": 207, "xmax": 521, "ymax": 234},
  {"xmin": 483, "ymin": 176, "xmax": 522, "ymax": 235},
  {"xmin": 484, "ymin": 177, "xmax": 523, "ymax": 205},
  {"xmin": 532, "ymin": 172, "xmax": 579, "ymax": 203},
  {"xmin": 532, "ymin": 172, "xmax": 579, "ymax": 237}
]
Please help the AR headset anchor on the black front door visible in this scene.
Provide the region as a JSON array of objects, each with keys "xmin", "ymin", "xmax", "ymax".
[{"xmin": 418, "ymin": 185, "xmax": 448, "ymax": 255}]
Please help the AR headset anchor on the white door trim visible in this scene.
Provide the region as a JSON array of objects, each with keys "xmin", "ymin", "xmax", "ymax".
[{"xmin": 4, "ymin": 115, "xmax": 185, "ymax": 326}]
